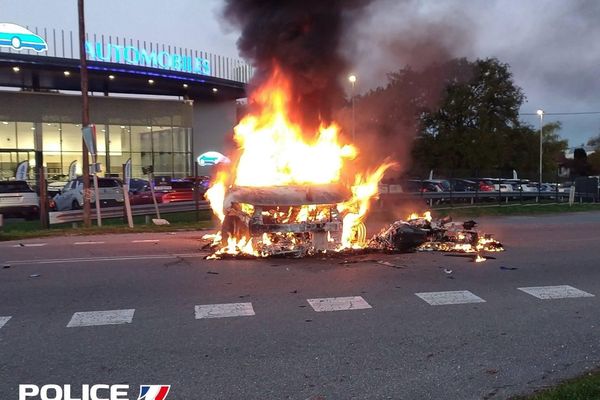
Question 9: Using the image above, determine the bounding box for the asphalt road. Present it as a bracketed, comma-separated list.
[1, 212, 600, 399]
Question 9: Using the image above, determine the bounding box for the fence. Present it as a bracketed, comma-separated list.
[48, 200, 210, 225]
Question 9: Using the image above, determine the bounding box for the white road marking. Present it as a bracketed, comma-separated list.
[195, 303, 255, 319]
[67, 309, 135, 327]
[307, 296, 372, 312]
[11, 243, 47, 247]
[5, 253, 203, 265]
[416, 290, 486, 306]
[74, 241, 105, 245]
[132, 239, 160, 243]
[0, 316, 11, 330]
[518, 285, 595, 300]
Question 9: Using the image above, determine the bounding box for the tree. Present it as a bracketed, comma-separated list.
[572, 148, 592, 177]
[411, 58, 567, 178]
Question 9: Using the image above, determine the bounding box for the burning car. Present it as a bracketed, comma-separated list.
[204, 69, 391, 259]
[218, 184, 355, 257]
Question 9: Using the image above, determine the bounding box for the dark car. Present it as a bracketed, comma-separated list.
[129, 179, 200, 205]
[404, 180, 445, 193]
[449, 179, 478, 192]
[424, 179, 451, 192]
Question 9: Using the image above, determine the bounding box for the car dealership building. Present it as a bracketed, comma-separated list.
[0, 23, 250, 180]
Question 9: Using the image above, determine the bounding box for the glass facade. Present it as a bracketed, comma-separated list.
[0, 92, 194, 181]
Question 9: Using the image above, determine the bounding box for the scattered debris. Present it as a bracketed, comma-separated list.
[444, 268, 453, 274]
[474, 254, 487, 263]
[290, 290, 298, 294]
[370, 214, 504, 259]
[29, 274, 40, 278]
[500, 266, 518, 271]
[203, 211, 504, 261]
[3, 264, 10, 269]
[376, 260, 405, 269]
[207, 271, 219, 275]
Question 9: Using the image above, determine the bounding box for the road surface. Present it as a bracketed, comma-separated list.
[1, 212, 600, 399]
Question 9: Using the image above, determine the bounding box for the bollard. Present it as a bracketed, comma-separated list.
[0, 213, 3, 230]
[145, 215, 150, 225]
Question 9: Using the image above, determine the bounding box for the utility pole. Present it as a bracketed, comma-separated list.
[78, 0, 91, 227]
[348, 74, 357, 142]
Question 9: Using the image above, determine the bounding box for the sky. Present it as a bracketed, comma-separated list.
[1, 0, 599, 146]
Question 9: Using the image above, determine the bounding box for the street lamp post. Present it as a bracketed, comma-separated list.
[536, 109, 544, 189]
[348, 74, 357, 142]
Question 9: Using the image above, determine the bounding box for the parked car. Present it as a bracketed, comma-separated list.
[449, 179, 478, 192]
[47, 174, 70, 198]
[0, 180, 40, 219]
[423, 179, 451, 192]
[471, 179, 496, 192]
[129, 179, 198, 205]
[53, 177, 124, 211]
[404, 180, 445, 193]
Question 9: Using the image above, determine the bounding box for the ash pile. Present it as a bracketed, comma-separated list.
[369, 212, 504, 255]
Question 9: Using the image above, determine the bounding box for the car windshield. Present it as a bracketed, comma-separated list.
[0, 181, 34, 193]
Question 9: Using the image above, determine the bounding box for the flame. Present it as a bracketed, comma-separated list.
[475, 254, 486, 263]
[408, 211, 432, 222]
[205, 68, 391, 257]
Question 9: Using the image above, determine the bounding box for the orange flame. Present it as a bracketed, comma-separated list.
[206, 68, 392, 256]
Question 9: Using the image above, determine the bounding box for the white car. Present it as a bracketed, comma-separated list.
[0, 180, 40, 219]
[53, 177, 124, 211]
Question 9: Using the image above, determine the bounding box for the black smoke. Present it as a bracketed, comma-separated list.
[222, 0, 373, 131]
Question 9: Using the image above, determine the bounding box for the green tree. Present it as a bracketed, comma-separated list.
[411, 58, 567, 178]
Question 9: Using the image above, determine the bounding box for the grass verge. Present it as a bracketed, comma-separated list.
[0, 210, 214, 241]
[432, 202, 600, 219]
[512, 369, 600, 400]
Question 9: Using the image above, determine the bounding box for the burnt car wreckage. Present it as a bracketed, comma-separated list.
[207, 185, 504, 259]
[219, 184, 353, 257]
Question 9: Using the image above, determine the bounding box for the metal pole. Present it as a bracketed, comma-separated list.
[539, 113, 543, 187]
[148, 172, 161, 219]
[92, 173, 102, 226]
[39, 165, 48, 228]
[351, 81, 355, 142]
[78, 0, 91, 227]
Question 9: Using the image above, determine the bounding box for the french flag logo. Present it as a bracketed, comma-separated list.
[137, 385, 170, 400]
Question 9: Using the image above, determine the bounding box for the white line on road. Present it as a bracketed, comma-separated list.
[73, 241, 105, 245]
[195, 303, 255, 319]
[0, 316, 11, 330]
[10, 243, 47, 247]
[415, 290, 486, 306]
[518, 285, 595, 300]
[5, 253, 204, 265]
[67, 309, 135, 327]
[307, 296, 372, 312]
[131, 239, 160, 243]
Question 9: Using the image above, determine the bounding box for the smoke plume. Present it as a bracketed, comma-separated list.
[222, 0, 373, 131]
